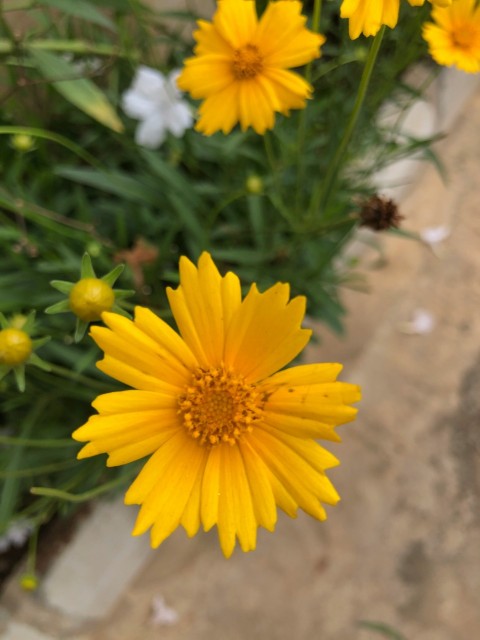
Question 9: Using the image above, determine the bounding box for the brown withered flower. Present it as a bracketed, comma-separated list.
[359, 195, 403, 231]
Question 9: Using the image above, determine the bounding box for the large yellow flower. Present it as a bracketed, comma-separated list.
[73, 253, 360, 557]
[423, 0, 480, 72]
[176, 0, 324, 135]
[341, 0, 454, 39]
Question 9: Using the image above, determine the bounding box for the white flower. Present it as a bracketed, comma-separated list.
[122, 66, 192, 149]
[150, 595, 179, 627]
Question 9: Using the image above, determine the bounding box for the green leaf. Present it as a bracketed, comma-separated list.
[36, 0, 116, 30]
[358, 621, 407, 640]
[55, 167, 160, 204]
[28, 49, 123, 133]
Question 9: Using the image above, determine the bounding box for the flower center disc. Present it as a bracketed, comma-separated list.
[452, 25, 477, 49]
[232, 44, 263, 80]
[179, 367, 262, 446]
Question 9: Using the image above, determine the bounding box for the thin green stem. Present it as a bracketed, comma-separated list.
[295, 0, 323, 216]
[47, 363, 114, 392]
[313, 26, 385, 217]
[0, 435, 76, 447]
[30, 475, 132, 503]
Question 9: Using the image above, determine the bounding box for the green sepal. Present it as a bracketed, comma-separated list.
[28, 353, 52, 372]
[102, 263, 125, 286]
[0, 313, 8, 329]
[113, 289, 135, 299]
[21, 311, 37, 334]
[111, 303, 131, 319]
[31, 336, 51, 349]
[50, 280, 74, 294]
[45, 300, 71, 315]
[13, 366, 26, 392]
[74, 319, 88, 343]
[80, 253, 96, 279]
[0, 365, 11, 381]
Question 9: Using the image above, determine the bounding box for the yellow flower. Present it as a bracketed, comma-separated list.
[73, 253, 360, 557]
[177, 0, 325, 135]
[423, 0, 480, 72]
[341, 0, 455, 39]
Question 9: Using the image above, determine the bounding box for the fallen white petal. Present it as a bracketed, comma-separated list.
[399, 309, 435, 335]
[150, 595, 179, 626]
[420, 225, 451, 246]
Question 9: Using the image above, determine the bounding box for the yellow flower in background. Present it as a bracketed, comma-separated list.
[177, 0, 324, 135]
[73, 253, 360, 557]
[341, 0, 455, 39]
[423, 0, 480, 72]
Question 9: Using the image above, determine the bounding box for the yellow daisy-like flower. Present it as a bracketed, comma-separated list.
[341, 0, 454, 39]
[73, 253, 360, 557]
[176, 0, 325, 135]
[423, 0, 480, 72]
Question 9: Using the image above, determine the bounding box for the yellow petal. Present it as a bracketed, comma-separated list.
[133, 306, 198, 372]
[224, 283, 311, 382]
[239, 440, 277, 531]
[130, 432, 206, 543]
[213, 0, 258, 49]
[177, 55, 235, 99]
[96, 355, 170, 392]
[195, 83, 241, 135]
[256, 1, 324, 67]
[237, 79, 276, 133]
[200, 445, 222, 531]
[167, 253, 226, 367]
[91, 389, 176, 415]
[180, 453, 208, 537]
[250, 430, 331, 520]
[218, 445, 257, 555]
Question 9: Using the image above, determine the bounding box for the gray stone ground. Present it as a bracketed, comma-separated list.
[2, 85, 479, 640]
[83, 87, 479, 640]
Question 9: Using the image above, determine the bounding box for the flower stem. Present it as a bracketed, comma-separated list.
[295, 0, 323, 215]
[30, 474, 132, 503]
[314, 26, 385, 217]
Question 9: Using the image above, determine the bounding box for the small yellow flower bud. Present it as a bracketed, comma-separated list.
[11, 134, 35, 152]
[19, 573, 39, 591]
[69, 278, 115, 322]
[246, 175, 263, 195]
[0, 328, 33, 366]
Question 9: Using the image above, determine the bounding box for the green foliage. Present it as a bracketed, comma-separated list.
[0, 0, 436, 551]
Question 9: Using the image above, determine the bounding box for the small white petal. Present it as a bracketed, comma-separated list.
[420, 225, 451, 246]
[133, 65, 167, 97]
[399, 309, 435, 335]
[135, 114, 167, 149]
[166, 102, 193, 137]
[150, 596, 179, 626]
[122, 89, 156, 120]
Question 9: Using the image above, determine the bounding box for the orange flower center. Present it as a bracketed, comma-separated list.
[451, 24, 478, 49]
[0, 328, 32, 366]
[69, 278, 115, 322]
[178, 366, 262, 446]
[232, 44, 263, 80]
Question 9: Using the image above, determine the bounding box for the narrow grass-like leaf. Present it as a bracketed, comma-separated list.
[28, 49, 123, 132]
[37, 0, 116, 30]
